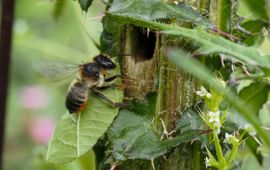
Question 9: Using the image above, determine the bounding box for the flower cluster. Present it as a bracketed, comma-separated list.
[196, 79, 241, 169]
[207, 111, 221, 134]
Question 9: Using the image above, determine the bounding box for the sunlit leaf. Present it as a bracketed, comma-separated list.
[46, 88, 123, 164]
[108, 0, 213, 28]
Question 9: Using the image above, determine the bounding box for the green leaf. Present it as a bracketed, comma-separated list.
[176, 107, 206, 133]
[164, 27, 270, 70]
[108, 93, 205, 160]
[237, 20, 267, 46]
[241, 20, 267, 33]
[245, 137, 263, 165]
[46, 88, 123, 164]
[108, 6, 270, 70]
[78, 150, 96, 170]
[108, 0, 213, 28]
[239, 82, 269, 115]
[242, 0, 269, 20]
[166, 49, 270, 149]
[78, 0, 93, 11]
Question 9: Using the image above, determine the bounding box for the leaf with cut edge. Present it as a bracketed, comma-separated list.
[108, 93, 206, 160]
[239, 82, 270, 115]
[78, 0, 93, 12]
[166, 49, 270, 149]
[46, 88, 123, 164]
[108, 0, 213, 28]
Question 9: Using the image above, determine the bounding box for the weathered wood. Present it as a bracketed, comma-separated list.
[121, 25, 158, 99]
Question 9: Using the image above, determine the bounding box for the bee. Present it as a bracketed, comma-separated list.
[34, 54, 127, 114]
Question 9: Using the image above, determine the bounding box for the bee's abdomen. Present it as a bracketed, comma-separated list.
[65, 82, 88, 113]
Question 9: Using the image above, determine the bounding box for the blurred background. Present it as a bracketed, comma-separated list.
[1, 0, 270, 170]
[3, 0, 105, 169]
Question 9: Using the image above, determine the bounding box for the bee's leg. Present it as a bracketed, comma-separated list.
[102, 75, 129, 90]
[105, 74, 134, 83]
[96, 83, 126, 91]
[105, 75, 118, 82]
[96, 84, 117, 90]
[91, 89, 128, 108]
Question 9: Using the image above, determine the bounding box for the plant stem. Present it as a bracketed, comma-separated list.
[213, 132, 226, 169]
[192, 141, 201, 170]
[227, 144, 239, 165]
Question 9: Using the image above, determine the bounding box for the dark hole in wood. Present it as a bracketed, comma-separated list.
[130, 26, 156, 62]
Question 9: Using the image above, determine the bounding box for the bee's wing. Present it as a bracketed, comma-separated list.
[33, 58, 80, 81]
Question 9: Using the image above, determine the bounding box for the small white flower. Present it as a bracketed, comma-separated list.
[208, 111, 220, 123]
[207, 111, 221, 134]
[173, 1, 179, 5]
[224, 133, 232, 144]
[206, 93, 212, 98]
[205, 157, 210, 168]
[224, 133, 239, 144]
[196, 86, 211, 98]
[244, 124, 257, 136]
[196, 86, 207, 96]
[219, 79, 226, 87]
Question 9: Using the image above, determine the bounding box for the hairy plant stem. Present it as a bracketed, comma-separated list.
[227, 143, 239, 165]
[213, 133, 227, 169]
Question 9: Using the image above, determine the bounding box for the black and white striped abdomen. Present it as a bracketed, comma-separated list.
[65, 81, 89, 113]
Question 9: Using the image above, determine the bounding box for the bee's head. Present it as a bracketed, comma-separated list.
[94, 54, 116, 70]
[81, 63, 100, 80]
